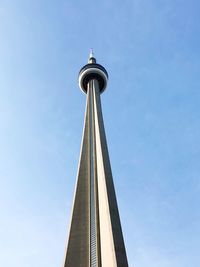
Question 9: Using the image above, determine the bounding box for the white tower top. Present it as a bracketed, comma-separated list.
[89, 48, 94, 59]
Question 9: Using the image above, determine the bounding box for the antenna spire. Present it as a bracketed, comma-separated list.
[89, 48, 94, 58]
[88, 48, 96, 63]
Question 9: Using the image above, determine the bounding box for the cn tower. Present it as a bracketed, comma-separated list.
[63, 51, 129, 267]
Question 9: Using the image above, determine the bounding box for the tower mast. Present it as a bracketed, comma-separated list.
[63, 53, 129, 267]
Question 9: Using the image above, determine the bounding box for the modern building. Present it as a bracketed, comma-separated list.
[63, 52, 129, 267]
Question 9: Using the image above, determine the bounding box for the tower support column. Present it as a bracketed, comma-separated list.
[63, 54, 129, 267]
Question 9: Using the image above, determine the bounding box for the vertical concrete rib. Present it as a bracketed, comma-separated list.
[63, 88, 91, 267]
[89, 80, 99, 267]
[93, 79, 129, 267]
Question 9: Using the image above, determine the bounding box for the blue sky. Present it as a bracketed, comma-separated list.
[1, 0, 200, 266]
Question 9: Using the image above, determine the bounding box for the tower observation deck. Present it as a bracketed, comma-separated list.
[63, 53, 129, 267]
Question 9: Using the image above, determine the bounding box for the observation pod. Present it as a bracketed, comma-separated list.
[78, 52, 108, 94]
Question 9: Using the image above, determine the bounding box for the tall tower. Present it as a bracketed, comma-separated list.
[63, 52, 129, 267]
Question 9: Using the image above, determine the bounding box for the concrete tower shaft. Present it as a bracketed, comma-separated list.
[63, 55, 128, 267]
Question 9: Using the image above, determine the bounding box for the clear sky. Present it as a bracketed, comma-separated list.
[1, 0, 200, 266]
